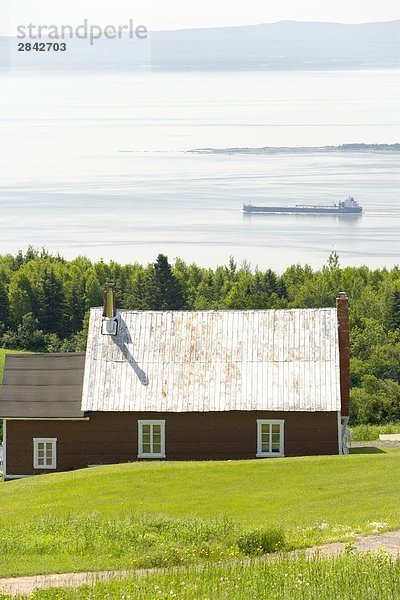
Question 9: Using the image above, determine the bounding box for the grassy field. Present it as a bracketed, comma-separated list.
[351, 423, 400, 441]
[24, 554, 400, 600]
[0, 449, 399, 578]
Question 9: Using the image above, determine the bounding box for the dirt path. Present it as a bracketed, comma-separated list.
[304, 529, 400, 558]
[0, 569, 142, 598]
[1, 530, 400, 597]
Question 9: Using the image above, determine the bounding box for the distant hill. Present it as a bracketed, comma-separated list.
[1, 20, 399, 71]
[151, 20, 400, 70]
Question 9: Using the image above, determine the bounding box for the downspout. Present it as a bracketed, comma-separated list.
[2, 419, 6, 481]
[336, 292, 351, 454]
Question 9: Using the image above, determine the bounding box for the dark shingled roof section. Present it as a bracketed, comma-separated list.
[0, 353, 86, 418]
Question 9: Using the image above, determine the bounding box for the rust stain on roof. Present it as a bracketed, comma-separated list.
[82, 308, 341, 413]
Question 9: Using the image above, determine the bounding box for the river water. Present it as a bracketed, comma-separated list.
[0, 69, 399, 270]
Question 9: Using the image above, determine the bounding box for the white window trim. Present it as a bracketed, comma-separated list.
[33, 437, 57, 469]
[138, 420, 166, 459]
[256, 419, 284, 458]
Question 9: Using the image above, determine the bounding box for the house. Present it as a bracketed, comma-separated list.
[0, 289, 350, 480]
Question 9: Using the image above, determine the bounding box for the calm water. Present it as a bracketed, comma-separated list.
[0, 70, 399, 270]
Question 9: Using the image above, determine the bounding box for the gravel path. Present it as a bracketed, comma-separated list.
[304, 529, 400, 557]
[1, 530, 400, 597]
[352, 441, 400, 448]
[0, 570, 141, 598]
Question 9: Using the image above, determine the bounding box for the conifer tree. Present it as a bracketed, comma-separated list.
[387, 287, 400, 331]
[0, 275, 9, 326]
[144, 254, 186, 310]
[37, 267, 64, 334]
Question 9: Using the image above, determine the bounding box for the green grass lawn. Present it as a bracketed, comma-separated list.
[29, 554, 400, 600]
[0, 449, 399, 578]
[2, 450, 399, 528]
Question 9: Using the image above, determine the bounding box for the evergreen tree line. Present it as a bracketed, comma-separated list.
[0, 248, 400, 426]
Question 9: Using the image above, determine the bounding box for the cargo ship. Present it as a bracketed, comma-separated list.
[243, 196, 362, 215]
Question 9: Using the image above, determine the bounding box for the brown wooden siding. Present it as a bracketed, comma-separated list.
[4, 411, 339, 476]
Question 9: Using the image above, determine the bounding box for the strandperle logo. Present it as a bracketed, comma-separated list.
[17, 19, 148, 45]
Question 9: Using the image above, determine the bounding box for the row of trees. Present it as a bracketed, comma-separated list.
[0, 248, 399, 425]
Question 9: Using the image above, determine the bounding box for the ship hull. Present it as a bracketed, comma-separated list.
[243, 205, 362, 214]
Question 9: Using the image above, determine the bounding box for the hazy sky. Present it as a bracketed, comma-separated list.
[1, 0, 400, 34]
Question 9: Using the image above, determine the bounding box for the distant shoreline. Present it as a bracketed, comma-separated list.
[187, 144, 400, 155]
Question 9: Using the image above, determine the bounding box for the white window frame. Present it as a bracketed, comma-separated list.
[256, 419, 284, 458]
[33, 437, 57, 469]
[138, 420, 166, 459]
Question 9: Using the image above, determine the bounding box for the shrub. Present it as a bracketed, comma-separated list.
[350, 422, 400, 441]
[237, 527, 285, 556]
[350, 375, 400, 425]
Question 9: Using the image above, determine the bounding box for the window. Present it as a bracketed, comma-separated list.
[138, 420, 165, 458]
[257, 420, 284, 457]
[33, 438, 57, 469]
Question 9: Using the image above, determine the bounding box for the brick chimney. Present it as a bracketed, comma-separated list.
[336, 292, 350, 417]
[102, 282, 118, 336]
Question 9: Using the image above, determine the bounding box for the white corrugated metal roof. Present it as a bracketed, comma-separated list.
[81, 308, 341, 413]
